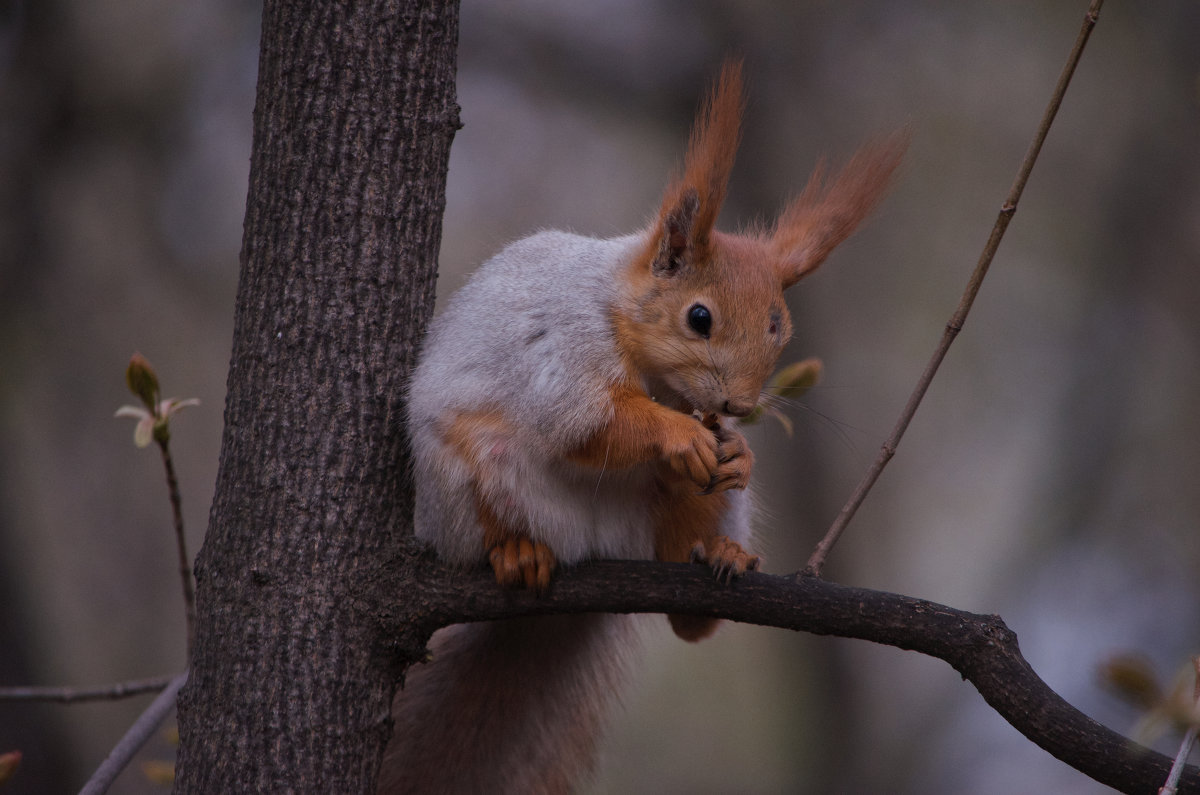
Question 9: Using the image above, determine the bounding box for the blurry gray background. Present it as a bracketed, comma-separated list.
[2, 1, 1198, 792]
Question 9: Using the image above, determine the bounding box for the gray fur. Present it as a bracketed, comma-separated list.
[407, 231, 674, 565]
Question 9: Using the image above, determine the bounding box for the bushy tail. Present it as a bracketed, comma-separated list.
[378, 614, 634, 795]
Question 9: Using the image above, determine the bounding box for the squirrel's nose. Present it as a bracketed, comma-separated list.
[722, 398, 756, 418]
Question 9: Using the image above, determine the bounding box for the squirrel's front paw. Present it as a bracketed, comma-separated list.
[489, 534, 556, 593]
[702, 425, 753, 494]
[661, 415, 720, 489]
[690, 535, 760, 583]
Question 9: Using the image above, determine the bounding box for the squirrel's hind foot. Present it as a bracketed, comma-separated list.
[489, 534, 556, 593]
[690, 534, 760, 584]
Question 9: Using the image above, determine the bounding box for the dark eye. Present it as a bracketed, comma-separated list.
[687, 304, 712, 338]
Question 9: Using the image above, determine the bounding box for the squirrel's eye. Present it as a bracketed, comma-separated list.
[686, 304, 712, 338]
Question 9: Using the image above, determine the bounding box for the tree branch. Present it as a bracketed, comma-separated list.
[368, 548, 1198, 795]
[78, 671, 187, 795]
[806, 0, 1105, 575]
[0, 674, 178, 704]
[157, 436, 196, 660]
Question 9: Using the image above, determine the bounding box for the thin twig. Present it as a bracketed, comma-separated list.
[158, 437, 196, 659]
[805, 0, 1105, 577]
[1160, 655, 1200, 795]
[0, 674, 178, 703]
[1161, 726, 1199, 795]
[78, 670, 187, 795]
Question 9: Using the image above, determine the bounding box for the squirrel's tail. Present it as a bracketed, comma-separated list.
[377, 614, 635, 795]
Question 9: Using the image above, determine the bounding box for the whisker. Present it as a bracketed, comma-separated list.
[592, 437, 611, 500]
[754, 389, 865, 455]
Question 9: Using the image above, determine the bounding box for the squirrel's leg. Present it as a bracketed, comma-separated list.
[654, 483, 759, 642]
[567, 383, 721, 489]
[442, 408, 556, 591]
[477, 494, 555, 592]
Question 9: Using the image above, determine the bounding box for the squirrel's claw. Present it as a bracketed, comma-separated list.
[690, 535, 760, 583]
[663, 413, 721, 489]
[706, 425, 753, 494]
[489, 535, 556, 593]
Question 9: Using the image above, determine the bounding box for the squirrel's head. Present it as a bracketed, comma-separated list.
[614, 59, 905, 418]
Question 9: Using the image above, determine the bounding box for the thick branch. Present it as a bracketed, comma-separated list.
[368, 548, 1198, 795]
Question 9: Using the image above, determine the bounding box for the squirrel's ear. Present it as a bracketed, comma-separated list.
[772, 131, 907, 289]
[650, 59, 744, 276]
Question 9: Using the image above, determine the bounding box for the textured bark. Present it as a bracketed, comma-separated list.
[174, 1, 460, 791]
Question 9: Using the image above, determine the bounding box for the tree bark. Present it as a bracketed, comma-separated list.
[174, 1, 460, 791]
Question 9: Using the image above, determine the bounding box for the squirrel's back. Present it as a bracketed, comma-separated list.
[410, 230, 641, 446]
[408, 230, 661, 567]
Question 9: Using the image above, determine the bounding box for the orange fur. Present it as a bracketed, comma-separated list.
[479, 498, 556, 591]
[566, 383, 686, 468]
[442, 408, 555, 589]
[654, 485, 760, 642]
[637, 61, 744, 282]
[657, 59, 745, 261]
[614, 232, 794, 423]
[440, 406, 514, 471]
[654, 486, 729, 564]
[567, 381, 721, 489]
[772, 130, 908, 287]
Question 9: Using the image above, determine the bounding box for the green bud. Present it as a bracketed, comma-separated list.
[125, 353, 160, 412]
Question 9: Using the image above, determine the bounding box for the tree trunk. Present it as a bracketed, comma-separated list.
[174, 1, 459, 790]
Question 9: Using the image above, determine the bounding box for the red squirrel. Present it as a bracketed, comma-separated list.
[380, 61, 903, 794]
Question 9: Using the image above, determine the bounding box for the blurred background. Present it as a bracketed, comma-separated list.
[2, 1, 1198, 792]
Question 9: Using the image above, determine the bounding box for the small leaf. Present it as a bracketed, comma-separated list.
[1163, 659, 1200, 731]
[116, 398, 198, 449]
[1099, 654, 1162, 711]
[115, 406, 156, 447]
[134, 416, 155, 448]
[741, 404, 764, 425]
[114, 405, 150, 420]
[768, 357, 823, 398]
[125, 353, 161, 412]
[741, 358, 823, 432]
[0, 750, 21, 786]
[1192, 655, 1199, 704]
[159, 397, 200, 419]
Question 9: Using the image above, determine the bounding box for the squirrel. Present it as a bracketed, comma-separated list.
[379, 61, 904, 794]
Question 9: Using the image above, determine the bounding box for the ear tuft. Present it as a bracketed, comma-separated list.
[650, 59, 745, 272]
[773, 129, 908, 288]
[652, 189, 699, 275]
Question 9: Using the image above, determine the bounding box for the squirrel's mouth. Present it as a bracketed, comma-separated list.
[645, 372, 751, 419]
